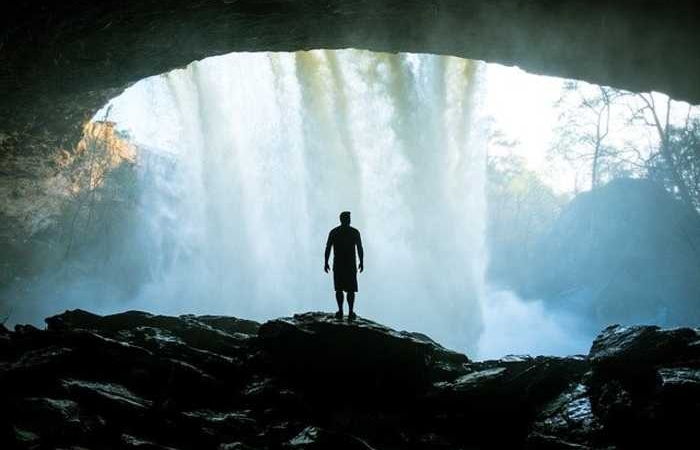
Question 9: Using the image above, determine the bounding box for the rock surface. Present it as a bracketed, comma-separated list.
[2, 1, 700, 189]
[1, 310, 698, 449]
[523, 178, 700, 328]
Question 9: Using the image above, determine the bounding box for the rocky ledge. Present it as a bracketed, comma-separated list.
[1, 311, 698, 450]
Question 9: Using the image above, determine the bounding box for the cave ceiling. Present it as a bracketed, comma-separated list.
[1, 0, 699, 154]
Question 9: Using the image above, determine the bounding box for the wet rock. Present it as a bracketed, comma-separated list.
[527, 384, 606, 449]
[46, 309, 255, 356]
[3, 310, 700, 449]
[45, 309, 103, 331]
[427, 356, 589, 447]
[258, 312, 469, 405]
[218, 443, 258, 450]
[14, 323, 40, 335]
[121, 434, 181, 450]
[13, 427, 40, 449]
[9, 396, 106, 447]
[182, 409, 258, 434]
[287, 426, 376, 450]
[658, 367, 700, 391]
[433, 355, 589, 408]
[241, 377, 307, 417]
[60, 379, 153, 412]
[114, 326, 249, 391]
[0, 346, 78, 394]
[194, 315, 260, 336]
[589, 325, 700, 370]
[586, 325, 700, 448]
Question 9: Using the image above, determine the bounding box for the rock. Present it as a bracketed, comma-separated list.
[587, 324, 700, 416]
[0, 328, 11, 361]
[433, 355, 589, 407]
[181, 409, 258, 436]
[658, 367, 700, 392]
[287, 426, 376, 450]
[589, 324, 700, 370]
[257, 312, 469, 405]
[14, 323, 40, 335]
[60, 379, 153, 412]
[45, 309, 103, 331]
[46, 309, 255, 356]
[0, 346, 78, 393]
[438, 366, 508, 391]
[524, 178, 700, 329]
[3, 310, 700, 449]
[218, 443, 257, 450]
[527, 384, 606, 449]
[427, 356, 589, 448]
[586, 325, 700, 448]
[193, 315, 260, 336]
[3, 0, 700, 172]
[13, 427, 40, 448]
[9, 396, 106, 446]
[121, 434, 181, 450]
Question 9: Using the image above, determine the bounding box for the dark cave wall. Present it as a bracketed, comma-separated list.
[1, 0, 700, 156]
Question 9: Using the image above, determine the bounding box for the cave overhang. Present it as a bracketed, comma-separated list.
[1, 0, 699, 154]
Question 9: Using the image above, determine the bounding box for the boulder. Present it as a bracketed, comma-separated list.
[524, 178, 700, 329]
[427, 356, 589, 448]
[3, 309, 700, 449]
[589, 324, 700, 370]
[527, 384, 606, 450]
[586, 324, 700, 448]
[46, 309, 258, 356]
[257, 312, 469, 404]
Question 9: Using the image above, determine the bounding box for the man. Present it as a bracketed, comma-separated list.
[324, 211, 364, 320]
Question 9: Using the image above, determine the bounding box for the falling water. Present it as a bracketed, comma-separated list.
[98, 50, 488, 353]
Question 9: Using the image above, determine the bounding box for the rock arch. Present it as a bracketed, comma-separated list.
[2, 0, 699, 152]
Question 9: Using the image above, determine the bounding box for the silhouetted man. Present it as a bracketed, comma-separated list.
[324, 211, 364, 320]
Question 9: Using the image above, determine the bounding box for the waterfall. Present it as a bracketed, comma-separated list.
[97, 50, 488, 354]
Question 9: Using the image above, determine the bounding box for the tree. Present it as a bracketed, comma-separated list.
[648, 116, 700, 211]
[550, 82, 625, 190]
[628, 93, 699, 209]
[486, 153, 567, 287]
[60, 118, 138, 259]
[550, 82, 700, 212]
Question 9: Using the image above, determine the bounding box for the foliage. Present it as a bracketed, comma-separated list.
[486, 154, 567, 287]
[550, 82, 641, 191]
[550, 82, 700, 212]
[59, 121, 139, 260]
[648, 117, 700, 211]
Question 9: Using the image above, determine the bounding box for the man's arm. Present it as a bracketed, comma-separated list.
[324, 230, 333, 273]
[356, 230, 364, 273]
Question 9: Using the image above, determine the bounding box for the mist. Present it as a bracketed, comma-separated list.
[3, 50, 593, 359]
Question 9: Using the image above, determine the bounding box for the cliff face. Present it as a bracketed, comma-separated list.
[0, 122, 136, 290]
[1, 310, 698, 449]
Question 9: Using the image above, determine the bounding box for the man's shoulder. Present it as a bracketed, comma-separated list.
[350, 226, 361, 234]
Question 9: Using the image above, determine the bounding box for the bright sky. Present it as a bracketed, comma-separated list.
[482, 63, 564, 165]
[480, 63, 568, 190]
[480, 62, 698, 194]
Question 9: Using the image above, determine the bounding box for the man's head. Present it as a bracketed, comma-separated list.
[339, 211, 351, 226]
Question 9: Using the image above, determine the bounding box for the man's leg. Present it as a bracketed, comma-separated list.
[347, 292, 355, 319]
[335, 291, 344, 318]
